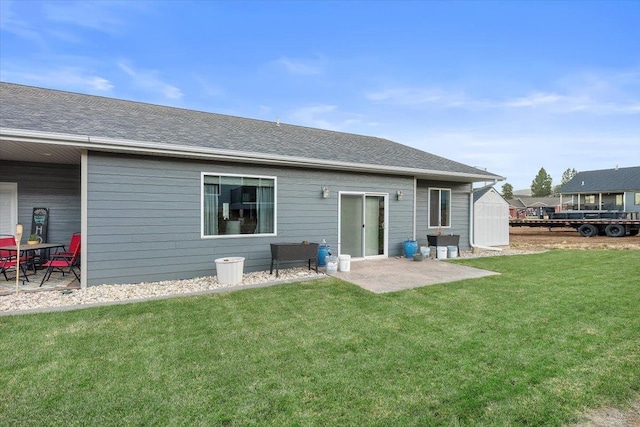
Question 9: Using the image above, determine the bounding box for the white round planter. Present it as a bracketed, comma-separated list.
[215, 257, 245, 285]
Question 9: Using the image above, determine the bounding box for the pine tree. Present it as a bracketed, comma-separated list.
[553, 168, 578, 194]
[561, 168, 578, 185]
[501, 183, 513, 199]
[531, 168, 553, 197]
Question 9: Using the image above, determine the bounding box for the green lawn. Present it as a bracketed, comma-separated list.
[1, 250, 639, 426]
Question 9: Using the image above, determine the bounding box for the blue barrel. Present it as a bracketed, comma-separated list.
[317, 245, 330, 267]
[403, 240, 418, 258]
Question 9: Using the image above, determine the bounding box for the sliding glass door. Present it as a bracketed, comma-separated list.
[340, 193, 386, 258]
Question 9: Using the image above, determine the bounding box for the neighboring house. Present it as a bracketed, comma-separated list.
[507, 196, 561, 218]
[512, 188, 532, 197]
[473, 186, 509, 247]
[0, 82, 504, 287]
[559, 166, 640, 214]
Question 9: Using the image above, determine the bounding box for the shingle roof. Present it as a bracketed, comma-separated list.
[0, 82, 502, 180]
[508, 199, 526, 208]
[560, 167, 640, 193]
[507, 196, 561, 208]
[473, 185, 496, 202]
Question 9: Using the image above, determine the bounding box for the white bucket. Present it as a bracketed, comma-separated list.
[325, 256, 338, 274]
[420, 246, 429, 257]
[215, 257, 245, 285]
[436, 246, 448, 259]
[338, 254, 351, 272]
[448, 245, 458, 258]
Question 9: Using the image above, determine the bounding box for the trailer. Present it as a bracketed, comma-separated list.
[509, 211, 640, 237]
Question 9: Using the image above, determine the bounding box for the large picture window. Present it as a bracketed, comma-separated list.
[202, 174, 276, 237]
[429, 188, 451, 228]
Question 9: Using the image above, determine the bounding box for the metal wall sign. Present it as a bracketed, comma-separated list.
[30, 207, 49, 266]
[30, 207, 49, 243]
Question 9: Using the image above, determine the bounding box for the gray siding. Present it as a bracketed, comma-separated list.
[416, 180, 472, 250]
[0, 161, 81, 243]
[87, 153, 414, 285]
[624, 192, 640, 214]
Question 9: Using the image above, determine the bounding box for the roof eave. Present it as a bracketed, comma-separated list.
[1, 127, 505, 183]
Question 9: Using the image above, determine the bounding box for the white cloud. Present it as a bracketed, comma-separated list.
[502, 68, 640, 114]
[366, 84, 640, 114]
[502, 92, 640, 114]
[365, 87, 472, 108]
[0, 0, 45, 45]
[42, 1, 145, 36]
[118, 62, 183, 100]
[193, 75, 223, 97]
[276, 56, 325, 76]
[287, 104, 377, 133]
[504, 92, 565, 108]
[290, 104, 338, 129]
[0, 65, 113, 93]
[259, 105, 272, 115]
[366, 67, 640, 115]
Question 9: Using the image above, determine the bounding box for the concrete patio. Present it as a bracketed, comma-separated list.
[0, 267, 79, 296]
[331, 256, 500, 293]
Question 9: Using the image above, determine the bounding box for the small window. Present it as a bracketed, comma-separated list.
[584, 195, 596, 204]
[429, 188, 451, 228]
[635, 193, 640, 205]
[202, 174, 276, 237]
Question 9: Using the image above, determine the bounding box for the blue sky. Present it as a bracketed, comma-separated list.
[1, 0, 639, 191]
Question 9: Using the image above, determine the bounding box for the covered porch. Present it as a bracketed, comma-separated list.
[560, 192, 625, 211]
[0, 138, 86, 288]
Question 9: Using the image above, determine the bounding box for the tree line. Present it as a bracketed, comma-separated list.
[501, 168, 577, 199]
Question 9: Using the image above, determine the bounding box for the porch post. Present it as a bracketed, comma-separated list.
[598, 193, 602, 211]
[15, 224, 23, 294]
[80, 151, 88, 289]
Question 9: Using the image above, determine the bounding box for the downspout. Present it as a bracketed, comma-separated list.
[412, 177, 417, 241]
[469, 189, 502, 252]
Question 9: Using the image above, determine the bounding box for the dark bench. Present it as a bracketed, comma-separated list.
[270, 242, 319, 277]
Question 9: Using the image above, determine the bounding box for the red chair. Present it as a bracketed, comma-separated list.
[0, 236, 31, 281]
[54, 233, 81, 259]
[40, 240, 81, 286]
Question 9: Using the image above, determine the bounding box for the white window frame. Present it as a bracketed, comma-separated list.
[201, 172, 277, 239]
[428, 187, 452, 229]
[0, 182, 18, 237]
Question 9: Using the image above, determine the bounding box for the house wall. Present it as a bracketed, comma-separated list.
[416, 180, 471, 250]
[624, 192, 640, 214]
[474, 190, 509, 246]
[0, 161, 81, 243]
[86, 153, 415, 286]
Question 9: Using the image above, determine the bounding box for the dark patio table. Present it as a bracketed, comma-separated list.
[0, 242, 66, 282]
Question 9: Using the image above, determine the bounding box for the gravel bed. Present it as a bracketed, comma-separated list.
[0, 267, 325, 315]
[459, 247, 544, 257]
[1, 249, 539, 315]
